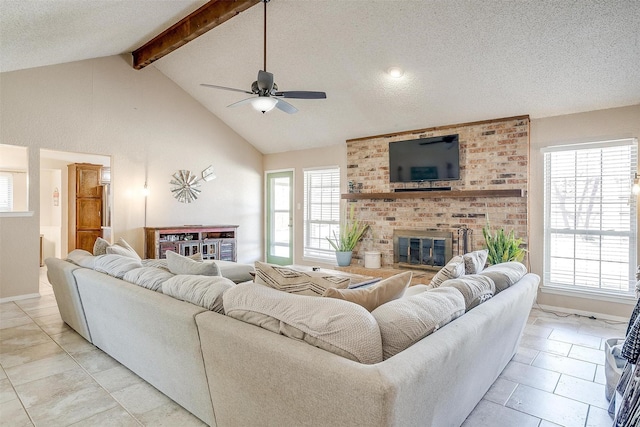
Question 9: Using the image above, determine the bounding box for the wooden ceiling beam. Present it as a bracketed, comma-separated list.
[132, 0, 260, 70]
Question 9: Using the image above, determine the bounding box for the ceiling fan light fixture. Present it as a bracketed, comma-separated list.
[251, 97, 277, 113]
[387, 66, 404, 78]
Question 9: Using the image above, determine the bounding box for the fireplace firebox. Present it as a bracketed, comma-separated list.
[393, 229, 453, 271]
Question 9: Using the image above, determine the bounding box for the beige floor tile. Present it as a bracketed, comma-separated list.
[512, 346, 539, 365]
[50, 330, 95, 355]
[532, 352, 596, 381]
[586, 405, 614, 427]
[507, 384, 589, 427]
[554, 374, 609, 410]
[68, 406, 141, 427]
[462, 399, 540, 427]
[0, 303, 27, 321]
[549, 329, 602, 349]
[0, 378, 18, 404]
[578, 323, 622, 339]
[500, 361, 560, 393]
[14, 368, 97, 408]
[0, 340, 66, 369]
[533, 317, 581, 333]
[92, 365, 144, 393]
[539, 421, 563, 427]
[568, 344, 606, 365]
[14, 295, 57, 311]
[0, 398, 33, 426]
[0, 315, 34, 330]
[594, 364, 606, 385]
[519, 333, 572, 356]
[20, 305, 60, 319]
[26, 383, 119, 427]
[483, 377, 517, 405]
[73, 348, 121, 374]
[111, 382, 171, 416]
[0, 366, 6, 380]
[5, 352, 78, 387]
[523, 323, 553, 338]
[136, 401, 207, 426]
[0, 324, 52, 354]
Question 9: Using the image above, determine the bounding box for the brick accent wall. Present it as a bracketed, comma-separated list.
[346, 116, 529, 267]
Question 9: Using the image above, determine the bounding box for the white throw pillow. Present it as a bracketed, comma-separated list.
[463, 249, 489, 274]
[94, 254, 143, 279]
[106, 238, 141, 260]
[254, 262, 350, 296]
[429, 256, 465, 288]
[165, 250, 219, 276]
[93, 237, 110, 256]
[480, 262, 527, 293]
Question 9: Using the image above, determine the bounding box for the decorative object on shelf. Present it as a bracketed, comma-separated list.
[169, 165, 217, 203]
[482, 222, 525, 265]
[326, 205, 369, 266]
[53, 187, 59, 206]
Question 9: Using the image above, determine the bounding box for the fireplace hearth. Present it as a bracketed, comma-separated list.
[393, 229, 453, 271]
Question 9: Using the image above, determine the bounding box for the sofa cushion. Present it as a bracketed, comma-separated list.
[463, 249, 488, 274]
[93, 237, 111, 256]
[162, 275, 234, 313]
[430, 256, 465, 287]
[440, 275, 495, 311]
[480, 262, 527, 293]
[371, 287, 465, 359]
[105, 237, 141, 260]
[224, 281, 383, 364]
[165, 250, 219, 276]
[123, 267, 175, 292]
[213, 260, 255, 283]
[322, 271, 412, 312]
[403, 284, 433, 298]
[66, 249, 97, 269]
[94, 254, 143, 279]
[254, 262, 350, 296]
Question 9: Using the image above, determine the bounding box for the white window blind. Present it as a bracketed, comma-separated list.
[543, 139, 637, 295]
[0, 173, 13, 212]
[303, 167, 340, 262]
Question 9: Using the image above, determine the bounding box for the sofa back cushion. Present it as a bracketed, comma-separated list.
[480, 262, 527, 293]
[123, 267, 174, 292]
[372, 287, 465, 359]
[463, 249, 489, 274]
[439, 275, 495, 311]
[163, 275, 234, 313]
[94, 254, 143, 279]
[66, 249, 97, 269]
[429, 256, 465, 287]
[105, 237, 141, 260]
[224, 282, 383, 364]
[254, 262, 350, 296]
[322, 271, 412, 312]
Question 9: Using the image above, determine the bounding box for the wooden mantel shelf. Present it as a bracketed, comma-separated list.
[341, 189, 525, 200]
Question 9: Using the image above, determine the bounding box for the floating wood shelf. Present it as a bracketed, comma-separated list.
[341, 189, 525, 200]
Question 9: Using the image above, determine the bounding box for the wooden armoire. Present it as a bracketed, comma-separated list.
[68, 163, 103, 252]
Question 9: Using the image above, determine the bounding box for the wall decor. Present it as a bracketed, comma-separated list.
[170, 165, 216, 203]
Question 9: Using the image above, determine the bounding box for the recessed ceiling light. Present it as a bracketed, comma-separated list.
[387, 67, 404, 78]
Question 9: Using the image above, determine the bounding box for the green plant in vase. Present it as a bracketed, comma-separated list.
[482, 222, 526, 265]
[326, 204, 369, 266]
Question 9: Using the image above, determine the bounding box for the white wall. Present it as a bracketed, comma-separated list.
[264, 144, 347, 267]
[530, 104, 640, 318]
[0, 55, 263, 300]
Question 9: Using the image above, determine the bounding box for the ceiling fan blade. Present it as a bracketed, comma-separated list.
[257, 70, 274, 92]
[227, 97, 256, 108]
[200, 84, 253, 95]
[274, 91, 327, 99]
[274, 98, 298, 114]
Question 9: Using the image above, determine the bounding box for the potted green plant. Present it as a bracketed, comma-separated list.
[482, 222, 526, 265]
[326, 205, 369, 266]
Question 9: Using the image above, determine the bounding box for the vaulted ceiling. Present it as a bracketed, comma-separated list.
[2, 1, 639, 154]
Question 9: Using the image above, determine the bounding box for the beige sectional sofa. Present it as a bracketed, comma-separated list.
[45, 253, 538, 427]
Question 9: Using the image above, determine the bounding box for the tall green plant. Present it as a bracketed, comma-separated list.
[326, 205, 369, 252]
[482, 223, 526, 264]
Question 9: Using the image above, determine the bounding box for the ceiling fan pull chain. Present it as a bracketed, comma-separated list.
[263, 0, 268, 72]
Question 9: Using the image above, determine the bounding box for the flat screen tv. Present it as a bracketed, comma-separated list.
[389, 134, 460, 183]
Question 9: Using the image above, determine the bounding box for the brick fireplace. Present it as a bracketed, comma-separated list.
[345, 115, 529, 268]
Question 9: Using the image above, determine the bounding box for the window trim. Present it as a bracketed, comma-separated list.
[541, 137, 638, 297]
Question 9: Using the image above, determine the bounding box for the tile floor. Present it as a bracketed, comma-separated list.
[0, 268, 630, 426]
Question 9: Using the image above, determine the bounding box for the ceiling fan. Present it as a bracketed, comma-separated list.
[200, 0, 326, 114]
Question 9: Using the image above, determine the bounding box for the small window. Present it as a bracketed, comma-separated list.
[543, 138, 637, 295]
[0, 173, 13, 212]
[303, 167, 340, 262]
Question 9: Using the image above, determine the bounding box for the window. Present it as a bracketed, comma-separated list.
[0, 173, 13, 212]
[303, 167, 340, 262]
[543, 138, 637, 296]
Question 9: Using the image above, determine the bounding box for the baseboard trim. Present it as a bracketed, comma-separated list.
[0, 293, 41, 304]
[535, 303, 630, 323]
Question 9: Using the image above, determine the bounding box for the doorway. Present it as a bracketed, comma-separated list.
[265, 170, 293, 265]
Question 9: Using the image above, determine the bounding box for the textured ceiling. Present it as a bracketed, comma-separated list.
[2, 1, 640, 154]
